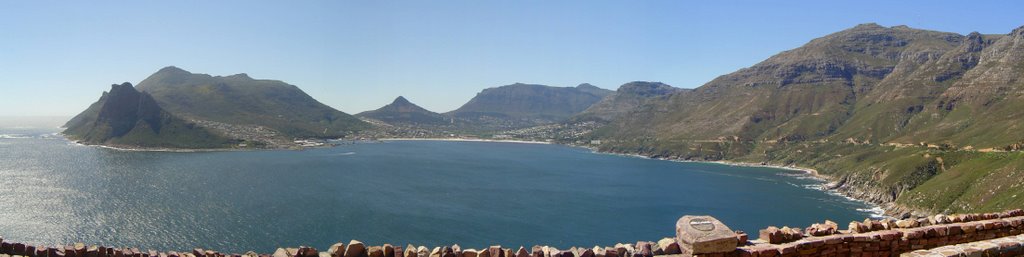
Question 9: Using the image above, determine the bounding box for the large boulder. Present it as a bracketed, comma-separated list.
[675, 215, 738, 254]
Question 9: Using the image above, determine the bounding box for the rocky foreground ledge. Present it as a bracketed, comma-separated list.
[5, 210, 1024, 257]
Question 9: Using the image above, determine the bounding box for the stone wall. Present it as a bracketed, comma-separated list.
[719, 209, 1024, 257]
[3, 210, 1024, 257]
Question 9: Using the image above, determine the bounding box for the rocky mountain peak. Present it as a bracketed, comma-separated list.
[618, 81, 680, 97]
[1011, 25, 1024, 38]
[108, 82, 137, 95]
[156, 66, 191, 75]
[851, 23, 885, 30]
[226, 73, 252, 80]
[392, 96, 412, 105]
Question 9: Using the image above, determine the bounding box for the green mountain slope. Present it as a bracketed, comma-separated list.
[575, 81, 687, 122]
[357, 96, 450, 125]
[591, 24, 1024, 216]
[63, 82, 234, 149]
[136, 66, 369, 138]
[447, 83, 612, 125]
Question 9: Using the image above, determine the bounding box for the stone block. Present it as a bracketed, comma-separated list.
[676, 215, 738, 254]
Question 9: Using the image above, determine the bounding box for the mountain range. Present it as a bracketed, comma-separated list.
[63, 23, 1024, 216]
[591, 23, 1024, 216]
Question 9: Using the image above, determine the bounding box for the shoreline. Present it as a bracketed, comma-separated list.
[579, 146, 888, 218]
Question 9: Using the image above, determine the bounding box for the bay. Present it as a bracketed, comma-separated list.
[0, 122, 872, 253]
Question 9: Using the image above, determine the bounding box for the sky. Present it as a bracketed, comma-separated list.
[1, 1, 1022, 117]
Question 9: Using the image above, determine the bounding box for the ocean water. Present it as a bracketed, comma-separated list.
[0, 121, 872, 253]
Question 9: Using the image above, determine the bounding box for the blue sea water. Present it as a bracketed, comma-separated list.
[0, 120, 872, 253]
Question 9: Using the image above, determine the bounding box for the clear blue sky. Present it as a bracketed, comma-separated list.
[1, 1, 1022, 117]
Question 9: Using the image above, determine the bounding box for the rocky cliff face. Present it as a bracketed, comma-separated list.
[63, 82, 234, 149]
[592, 24, 1024, 216]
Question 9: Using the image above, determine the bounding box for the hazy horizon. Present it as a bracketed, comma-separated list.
[2, 0, 1023, 116]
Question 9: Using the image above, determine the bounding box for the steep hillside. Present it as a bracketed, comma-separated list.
[64, 83, 234, 149]
[357, 96, 450, 125]
[136, 66, 369, 139]
[592, 24, 1024, 216]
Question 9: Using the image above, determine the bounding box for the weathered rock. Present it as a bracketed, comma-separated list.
[577, 248, 592, 257]
[881, 218, 898, 230]
[540, 247, 555, 257]
[272, 249, 288, 257]
[656, 238, 680, 255]
[403, 245, 417, 257]
[66, 246, 78, 257]
[300, 247, 318, 257]
[931, 214, 950, 224]
[780, 226, 803, 242]
[602, 248, 616, 257]
[368, 247, 384, 257]
[676, 215, 738, 254]
[486, 246, 502, 257]
[848, 221, 864, 233]
[611, 244, 630, 257]
[530, 246, 543, 257]
[896, 218, 919, 228]
[346, 241, 367, 257]
[591, 247, 604, 257]
[443, 247, 456, 257]
[759, 226, 782, 243]
[13, 243, 26, 256]
[632, 242, 651, 257]
[514, 247, 527, 257]
[328, 243, 345, 257]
